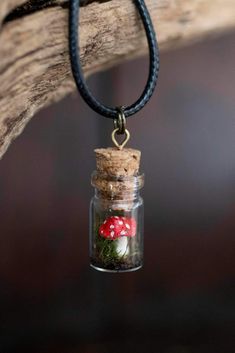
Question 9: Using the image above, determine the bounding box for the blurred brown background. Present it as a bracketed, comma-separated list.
[0, 32, 234, 353]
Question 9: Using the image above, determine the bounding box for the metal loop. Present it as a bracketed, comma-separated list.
[113, 107, 126, 135]
[112, 128, 130, 150]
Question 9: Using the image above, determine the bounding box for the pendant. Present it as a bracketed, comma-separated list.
[89, 118, 144, 273]
[69, 0, 159, 273]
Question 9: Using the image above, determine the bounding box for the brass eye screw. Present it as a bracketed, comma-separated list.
[111, 128, 130, 150]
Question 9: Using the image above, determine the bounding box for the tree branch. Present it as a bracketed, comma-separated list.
[0, 0, 235, 158]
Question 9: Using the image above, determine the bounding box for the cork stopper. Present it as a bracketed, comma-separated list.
[92, 148, 143, 208]
[95, 147, 141, 177]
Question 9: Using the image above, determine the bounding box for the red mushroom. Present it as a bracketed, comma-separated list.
[99, 216, 137, 240]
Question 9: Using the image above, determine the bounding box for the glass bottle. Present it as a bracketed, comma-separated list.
[89, 171, 144, 273]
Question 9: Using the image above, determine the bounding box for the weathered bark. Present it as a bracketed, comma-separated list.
[0, 0, 235, 158]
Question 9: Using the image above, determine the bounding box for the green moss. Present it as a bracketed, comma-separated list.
[95, 233, 121, 266]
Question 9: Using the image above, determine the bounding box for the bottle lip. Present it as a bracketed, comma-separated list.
[91, 171, 145, 190]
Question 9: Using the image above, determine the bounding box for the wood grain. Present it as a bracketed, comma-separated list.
[0, 0, 235, 158]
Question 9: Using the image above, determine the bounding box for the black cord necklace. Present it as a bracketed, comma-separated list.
[69, 0, 160, 120]
[69, 0, 160, 273]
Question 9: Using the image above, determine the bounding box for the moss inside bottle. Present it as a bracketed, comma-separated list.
[89, 147, 144, 273]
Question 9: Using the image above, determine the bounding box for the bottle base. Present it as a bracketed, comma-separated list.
[90, 262, 142, 273]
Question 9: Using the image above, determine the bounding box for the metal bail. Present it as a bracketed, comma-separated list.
[112, 108, 130, 150]
[113, 107, 126, 134]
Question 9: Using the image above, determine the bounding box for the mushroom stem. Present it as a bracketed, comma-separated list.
[116, 237, 129, 257]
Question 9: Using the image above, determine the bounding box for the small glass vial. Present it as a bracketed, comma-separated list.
[89, 148, 144, 273]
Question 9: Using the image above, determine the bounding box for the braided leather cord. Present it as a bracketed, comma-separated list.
[69, 0, 160, 119]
